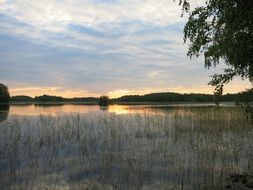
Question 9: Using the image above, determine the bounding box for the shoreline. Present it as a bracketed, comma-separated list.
[0, 101, 238, 106]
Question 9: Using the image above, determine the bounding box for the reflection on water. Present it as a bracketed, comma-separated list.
[8, 103, 222, 116]
[99, 105, 109, 111]
[0, 104, 10, 122]
[9, 104, 99, 116]
[0, 105, 252, 189]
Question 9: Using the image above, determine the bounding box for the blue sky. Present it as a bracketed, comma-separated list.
[0, 0, 250, 97]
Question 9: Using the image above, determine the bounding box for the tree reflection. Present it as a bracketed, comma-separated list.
[0, 104, 10, 122]
[99, 105, 109, 111]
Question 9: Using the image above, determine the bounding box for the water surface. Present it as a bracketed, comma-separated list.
[0, 104, 252, 190]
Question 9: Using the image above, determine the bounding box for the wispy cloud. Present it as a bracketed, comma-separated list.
[0, 0, 250, 97]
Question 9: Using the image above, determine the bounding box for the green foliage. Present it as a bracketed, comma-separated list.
[182, 0, 253, 92]
[31, 95, 98, 103]
[113, 92, 250, 103]
[34, 95, 65, 102]
[0, 83, 10, 103]
[9, 95, 99, 103]
[98, 95, 110, 106]
[115, 92, 213, 102]
[213, 90, 222, 106]
[7, 92, 253, 104]
[178, 0, 190, 15]
[238, 89, 253, 120]
[11, 96, 34, 102]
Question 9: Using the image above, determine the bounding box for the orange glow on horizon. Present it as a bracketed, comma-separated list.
[108, 81, 252, 98]
[9, 79, 252, 99]
[9, 87, 99, 98]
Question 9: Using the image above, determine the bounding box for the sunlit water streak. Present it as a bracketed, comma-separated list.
[8, 103, 232, 116]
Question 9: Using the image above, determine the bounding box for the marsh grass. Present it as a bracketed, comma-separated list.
[0, 107, 252, 190]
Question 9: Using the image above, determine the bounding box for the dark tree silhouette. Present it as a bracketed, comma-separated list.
[0, 83, 10, 103]
[11, 95, 34, 102]
[98, 95, 110, 106]
[179, 0, 253, 100]
[112, 92, 253, 103]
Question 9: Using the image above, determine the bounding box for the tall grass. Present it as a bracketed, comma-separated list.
[0, 107, 252, 190]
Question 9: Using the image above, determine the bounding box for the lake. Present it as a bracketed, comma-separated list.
[0, 104, 252, 189]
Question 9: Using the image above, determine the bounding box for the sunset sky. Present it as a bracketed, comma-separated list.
[0, 0, 251, 98]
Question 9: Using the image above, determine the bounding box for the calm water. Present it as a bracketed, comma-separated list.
[1, 103, 219, 116]
[0, 104, 252, 190]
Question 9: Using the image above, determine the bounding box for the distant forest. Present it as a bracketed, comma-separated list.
[10, 90, 253, 104]
[11, 95, 98, 103]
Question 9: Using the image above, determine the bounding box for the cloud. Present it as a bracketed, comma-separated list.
[0, 0, 251, 97]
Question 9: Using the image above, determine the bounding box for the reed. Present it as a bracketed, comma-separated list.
[0, 107, 252, 189]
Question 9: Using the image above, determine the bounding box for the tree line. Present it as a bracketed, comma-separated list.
[1, 83, 252, 104]
[112, 91, 253, 104]
[10, 95, 98, 103]
[2, 90, 253, 105]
